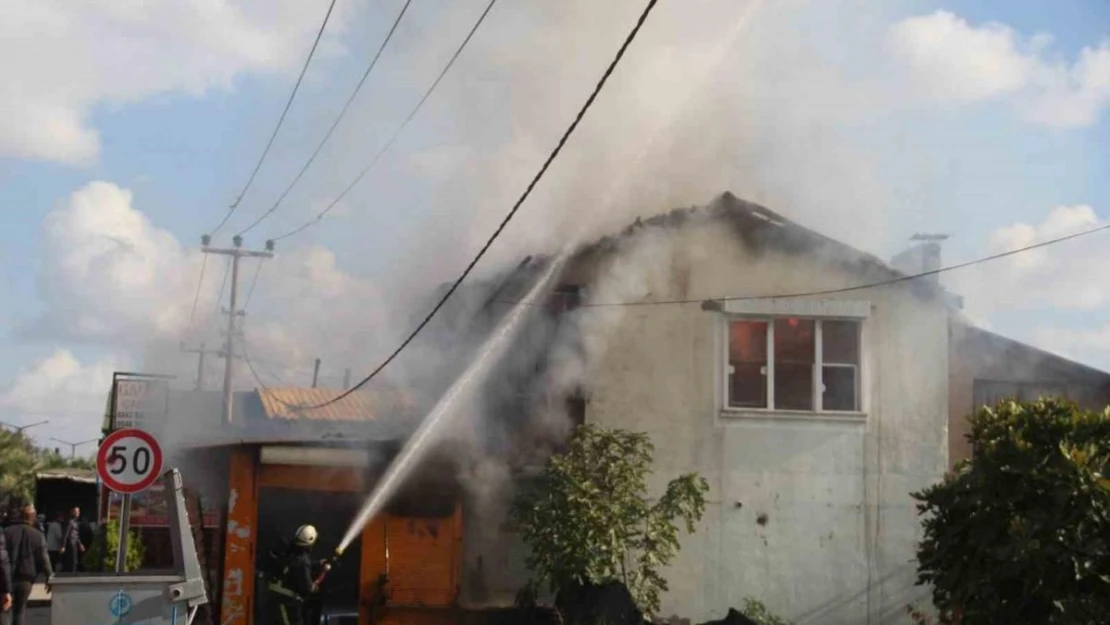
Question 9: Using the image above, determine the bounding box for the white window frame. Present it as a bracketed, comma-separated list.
[718, 299, 871, 422]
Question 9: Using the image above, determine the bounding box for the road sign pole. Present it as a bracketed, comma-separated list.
[116, 493, 132, 572]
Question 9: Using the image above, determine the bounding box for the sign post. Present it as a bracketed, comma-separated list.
[97, 428, 164, 573]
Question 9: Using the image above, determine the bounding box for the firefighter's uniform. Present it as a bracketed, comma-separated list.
[264, 525, 318, 625]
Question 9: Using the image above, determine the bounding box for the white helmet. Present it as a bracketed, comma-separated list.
[294, 524, 317, 547]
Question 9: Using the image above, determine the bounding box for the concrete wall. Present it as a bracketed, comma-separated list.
[948, 322, 1110, 467]
[574, 220, 949, 624]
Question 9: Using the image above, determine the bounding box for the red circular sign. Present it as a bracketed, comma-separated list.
[97, 428, 164, 494]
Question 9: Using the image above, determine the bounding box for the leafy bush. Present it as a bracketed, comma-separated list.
[85, 518, 145, 572]
[509, 424, 709, 618]
[912, 398, 1110, 625]
[742, 597, 793, 625]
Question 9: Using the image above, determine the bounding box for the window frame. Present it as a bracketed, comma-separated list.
[718, 299, 871, 421]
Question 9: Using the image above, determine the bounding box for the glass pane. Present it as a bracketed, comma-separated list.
[776, 363, 813, 410]
[774, 319, 814, 410]
[729, 321, 767, 408]
[822, 320, 860, 364]
[823, 365, 857, 411]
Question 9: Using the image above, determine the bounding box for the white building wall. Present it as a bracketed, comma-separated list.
[582, 221, 949, 624]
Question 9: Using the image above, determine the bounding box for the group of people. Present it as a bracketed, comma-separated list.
[0, 505, 85, 625]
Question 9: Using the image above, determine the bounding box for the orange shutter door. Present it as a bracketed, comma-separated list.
[384, 503, 461, 607]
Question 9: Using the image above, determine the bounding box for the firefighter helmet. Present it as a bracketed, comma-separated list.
[294, 524, 318, 547]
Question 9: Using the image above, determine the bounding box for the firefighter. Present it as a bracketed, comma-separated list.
[264, 525, 319, 625]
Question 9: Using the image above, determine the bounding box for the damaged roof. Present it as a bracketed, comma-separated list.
[573, 191, 953, 302]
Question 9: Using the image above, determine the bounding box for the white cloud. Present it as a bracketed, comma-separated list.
[34, 181, 199, 343]
[1031, 324, 1110, 372]
[29, 180, 392, 394]
[952, 204, 1108, 318]
[0, 349, 123, 445]
[888, 10, 1110, 127]
[0, 0, 357, 164]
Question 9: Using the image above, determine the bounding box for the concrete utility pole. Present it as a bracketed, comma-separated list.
[201, 234, 274, 424]
[180, 342, 221, 391]
[51, 437, 97, 459]
[312, 358, 322, 388]
[0, 420, 48, 435]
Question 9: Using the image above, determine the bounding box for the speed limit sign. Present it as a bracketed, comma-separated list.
[97, 428, 164, 493]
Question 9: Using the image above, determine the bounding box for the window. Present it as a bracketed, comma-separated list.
[726, 317, 862, 413]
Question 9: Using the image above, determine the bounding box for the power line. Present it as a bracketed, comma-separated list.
[213, 258, 232, 319]
[210, 0, 340, 237]
[295, 0, 662, 411]
[243, 260, 265, 311]
[271, 0, 501, 242]
[236, 0, 416, 237]
[492, 219, 1110, 309]
[186, 254, 210, 333]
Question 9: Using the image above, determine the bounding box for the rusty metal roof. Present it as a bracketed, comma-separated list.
[258, 387, 411, 421]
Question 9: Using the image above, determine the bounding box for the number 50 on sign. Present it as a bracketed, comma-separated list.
[97, 428, 164, 494]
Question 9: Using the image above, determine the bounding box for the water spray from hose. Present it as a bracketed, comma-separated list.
[335, 249, 571, 552]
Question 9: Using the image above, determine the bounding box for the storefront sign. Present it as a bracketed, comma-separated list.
[110, 376, 170, 433]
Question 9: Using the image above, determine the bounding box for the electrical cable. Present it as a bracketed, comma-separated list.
[235, 0, 416, 237]
[209, 0, 340, 237]
[552, 218, 1110, 308]
[243, 260, 265, 311]
[213, 258, 232, 319]
[270, 0, 501, 242]
[294, 0, 662, 411]
[490, 218, 1110, 309]
[185, 254, 210, 333]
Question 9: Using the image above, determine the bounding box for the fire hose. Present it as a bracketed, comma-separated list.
[313, 546, 344, 587]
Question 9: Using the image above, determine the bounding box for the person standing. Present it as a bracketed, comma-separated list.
[3, 506, 53, 625]
[262, 525, 320, 625]
[58, 507, 83, 573]
[44, 514, 62, 571]
[1, 521, 13, 617]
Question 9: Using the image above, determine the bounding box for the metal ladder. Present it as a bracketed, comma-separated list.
[189, 492, 216, 625]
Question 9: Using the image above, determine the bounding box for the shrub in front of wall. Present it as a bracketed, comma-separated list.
[509, 423, 709, 620]
[912, 398, 1110, 625]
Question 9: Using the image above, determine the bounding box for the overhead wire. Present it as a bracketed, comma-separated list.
[209, 0, 340, 237]
[293, 0, 662, 411]
[573, 218, 1110, 308]
[484, 217, 1110, 310]
[270, 0, 501, 242]
[235, 0, 417, 237]
[213, 258, 232, 319]
[185, 254, 210, 334]
[243, 260, 265, 311]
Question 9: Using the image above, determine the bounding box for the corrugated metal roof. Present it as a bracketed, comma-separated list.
[36, 469, 97, 484]
[258, 387, 411, 422]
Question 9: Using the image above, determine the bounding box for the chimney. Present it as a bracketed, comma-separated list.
[891, 233, 949, 283]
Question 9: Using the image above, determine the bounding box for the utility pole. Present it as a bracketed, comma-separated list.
[180, 342, 221, 391]
[201, 234, 274, 424]
[51, 437, 97, 459]
[312, 358, 322, 388]
[0, 420, 49, 435]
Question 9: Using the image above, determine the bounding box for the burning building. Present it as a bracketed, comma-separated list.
[100, 192, 1110, 625]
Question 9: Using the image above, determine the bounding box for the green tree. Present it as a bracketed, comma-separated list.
[0, 430, 42, 508]
[509, 424, 709, 618]
[0, 430, 97, 512]
[913, 398, 1110, 625]
[85, 518, 145, 572]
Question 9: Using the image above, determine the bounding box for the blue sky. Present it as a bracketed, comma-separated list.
[1, 0, 1109, 448]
